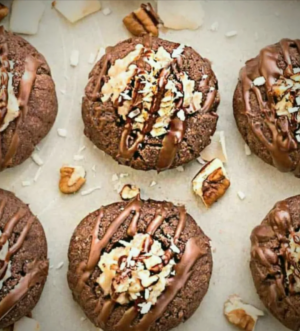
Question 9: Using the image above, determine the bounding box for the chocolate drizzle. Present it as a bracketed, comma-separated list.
[91, 36, 217, 171]
[0, 198, 48, 321]
[0, 27, 40, 170]
[239, 39, 300, 175]
[73, 197, 208, 331]
[250, 199, 300, 316]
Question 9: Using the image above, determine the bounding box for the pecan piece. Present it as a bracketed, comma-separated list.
[192, 158, 230, 207]
[120, 184, 140, 201]
[0, 4, 8, 22]
[59, 166, 86, 194]
[123, 3, 162, 37]
[224, 295, 264, 331]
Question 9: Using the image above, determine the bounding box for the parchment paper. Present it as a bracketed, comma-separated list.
[0, 1, 300, 330]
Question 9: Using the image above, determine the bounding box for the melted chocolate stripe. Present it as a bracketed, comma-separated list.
[75, 195, 143, 296]
[0, 217, 34, 280]
[116, 236, 207, 331]
[0, 198, 6, 219]
[0, 208, 27, 247]
[1, 55, 40, 168]
[0, 260, 48, 320]
[240, 39, 300, 175]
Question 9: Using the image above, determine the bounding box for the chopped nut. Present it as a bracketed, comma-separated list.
[59, 166, 86, 194]
[0, 4, 9, 21]
[192, 158, 230, 208]
[224, 295, 264, 331]
[123, 3, 162, 37]
[120, 184, 140, 201]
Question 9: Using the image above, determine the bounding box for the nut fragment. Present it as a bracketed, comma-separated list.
[0, 4, 9, 21]
[120, 184, 140, 201]
[123, 3, 162, 37]
[59, 166, 86, 194]
[224, 295, 264, 331]
[192, 158, 230, 208]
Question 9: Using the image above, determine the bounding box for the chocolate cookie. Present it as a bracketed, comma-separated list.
[0, 26, 58, 171]
[250, 195, 300, 330]
[233, 39, 300, 177]
[82, 35, 220, 171]
[0, 189, 48, 328]
[68, 195, 212, 331]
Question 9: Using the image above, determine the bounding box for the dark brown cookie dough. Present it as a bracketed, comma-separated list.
[83, 35, 220, 171]
[0, 189, 48, 328]
[0, 26, 58, 171]
[233, 39, 300, 177]
[250, 195, 300, 330]
[68, 195, 212, 331]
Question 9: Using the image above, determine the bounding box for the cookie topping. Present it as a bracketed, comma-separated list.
[97, 233, 176, 311]
[0, 27, 41, 171]
[73, 195, 208, 331]
[0, 199, 48, 320]
[59, 166, 86, 194]
[94, 36, 217, 171]
[240, 39, 300, 175]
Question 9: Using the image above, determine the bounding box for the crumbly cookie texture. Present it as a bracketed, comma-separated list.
[0, 27, 58, 171]
[0, 189, 48, 328]
[250, 195, 300, 330]
[224, 295, 264, 331]
[233, 39, 300, 177]
[83, 36, 219, 171]
[192, 158, 230, 207]
[68, 195, 212, 331]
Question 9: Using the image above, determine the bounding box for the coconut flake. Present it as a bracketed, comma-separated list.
[53, 0, 101, 23]
[31, 152, 44, 166]
[138, 302, 152, 314]
[225, 30, 237, 38]
[73, 154, 84, 161]
[294, 68, 300, 74]
[57, 128, 67, 137]
[157, 1, 204, 30]
[253, 76, 266, 86]
[102, 7, 111, 16]
[81, 186, 102, 196]
[70, 50, 79, 67]
[112, 174, 119, 181]
[10, 0, 45, 35]
[150, 181, 156, 187]
[22, 180, 32, 187]
[244, 144, 252, 156]
[296, 96, 300, 106]
[56, 262, 64, 270]
[210, 21, 219, 32]
[176, 166, 184, 172]
[177, 109, 186, 121]
[88, 53, 96, 64]
[34, 167, 42, 182]
[237, 191, 246, 200]
[96, 47, 106, 63]
[288, 107, 299, 114]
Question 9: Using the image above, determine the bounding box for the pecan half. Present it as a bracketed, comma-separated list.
[59, 166, 86, 194]
[224, 295, 264, 331]
[120, 184, 140, 201]
[123, 3, 162, 37]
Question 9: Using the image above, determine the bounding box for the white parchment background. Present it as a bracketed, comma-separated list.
[0, 1, 300, 330]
